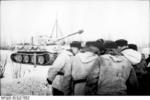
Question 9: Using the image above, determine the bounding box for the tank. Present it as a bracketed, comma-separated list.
[10, 30, 83, 66]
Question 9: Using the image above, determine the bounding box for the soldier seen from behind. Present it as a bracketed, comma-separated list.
[128, 43, 150, 95]
[46, 41, 81, 95]
[115, 40, 149, 95]
[85, 41, 138, 95]
[70, 41, 102, 95]
[115, 39, 142, 66]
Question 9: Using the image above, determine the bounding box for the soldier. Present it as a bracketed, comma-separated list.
[115, 39, 142, 65]
[70, 41, 102, 95]
[85, 41, 138, 95]
[115, 40, 150, 94]
[46, 41, 81, 95]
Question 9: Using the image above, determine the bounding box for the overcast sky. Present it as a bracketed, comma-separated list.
[1, 0, 149, 47]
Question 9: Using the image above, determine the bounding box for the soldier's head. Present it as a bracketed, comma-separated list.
[128, 44, 138, 51]
[96, 38, 104, 44]
[103, 40, 120, 55]
[96, 38, 105, 55]
[70, 41, 81, 55]
[82, 41, 101, 55]
[115, 39, 128, 52]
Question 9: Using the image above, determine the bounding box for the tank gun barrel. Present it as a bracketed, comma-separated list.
[54, 30, 84, 42]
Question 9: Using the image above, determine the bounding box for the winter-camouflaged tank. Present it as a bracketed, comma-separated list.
[10, 30, 83, 66]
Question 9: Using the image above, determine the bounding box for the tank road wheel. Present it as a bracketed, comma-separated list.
[48, 53, 57, 65]
[38, 55, 45, 65]
[15, 54, 22, 63]
[31, 55, 35, 64]
[23, 55, 29, 63]
[44, 54, 50, 64]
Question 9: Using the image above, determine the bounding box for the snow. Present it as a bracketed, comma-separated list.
[0, 50, 52, 96]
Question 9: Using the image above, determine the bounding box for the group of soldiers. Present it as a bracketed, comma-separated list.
[46, 39, 150, 95]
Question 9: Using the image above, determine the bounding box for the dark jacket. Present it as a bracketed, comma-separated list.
[146, 55, 150, 65]
[85, 54, 138, 95]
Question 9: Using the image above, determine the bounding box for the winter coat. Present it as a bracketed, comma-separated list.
[121, 49, 142, 65]
[85, 54, 138, 95]
[71, 52, 99, 95]
[132, 55, 150, 95]
[146, 55, 150, 65]
[133, 55, 147, 79]
[47, 50, 73, 94]
[122, 49, 148, 94]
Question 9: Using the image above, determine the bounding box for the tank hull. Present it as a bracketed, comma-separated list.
[10, 51, 57, 66]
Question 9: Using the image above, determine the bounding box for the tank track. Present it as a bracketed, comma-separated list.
[10, 51, 57, 66]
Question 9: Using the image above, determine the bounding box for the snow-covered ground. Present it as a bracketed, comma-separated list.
[0, 50, 52, 96]
[1, 47, 149, 96]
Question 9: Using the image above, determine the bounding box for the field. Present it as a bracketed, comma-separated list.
[0, 50, 52, 96]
